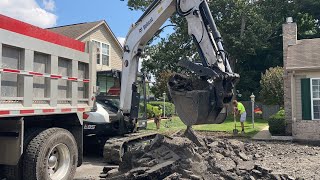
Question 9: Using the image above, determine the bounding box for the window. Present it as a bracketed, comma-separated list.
[312, 79, 320, 120]
[92, 40, 110, 66]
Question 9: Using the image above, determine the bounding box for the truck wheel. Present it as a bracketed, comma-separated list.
[23, 128, 78, 180]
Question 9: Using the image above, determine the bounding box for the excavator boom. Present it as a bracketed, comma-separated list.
[120, 0, 239, 128]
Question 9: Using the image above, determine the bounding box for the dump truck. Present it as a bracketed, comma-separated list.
[0, 15, 97, 180]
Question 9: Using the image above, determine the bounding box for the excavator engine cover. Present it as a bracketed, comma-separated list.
[168, 74, 227, 126]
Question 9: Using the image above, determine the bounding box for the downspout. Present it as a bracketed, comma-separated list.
[290, 71, 296, 134]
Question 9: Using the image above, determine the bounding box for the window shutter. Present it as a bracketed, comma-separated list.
[301, 78, 311, 120]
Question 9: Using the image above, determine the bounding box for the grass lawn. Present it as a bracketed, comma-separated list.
[145, 115, 268, 138]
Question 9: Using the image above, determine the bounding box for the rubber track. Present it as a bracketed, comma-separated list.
[103, 132, 158, 164]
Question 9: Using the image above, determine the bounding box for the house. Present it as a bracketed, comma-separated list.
[48, 20, 123, 71]
[48, 20, 124, 95]
[283, 17, 320, 142]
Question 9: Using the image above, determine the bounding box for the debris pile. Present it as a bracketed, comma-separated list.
[102, 132, 305, 180]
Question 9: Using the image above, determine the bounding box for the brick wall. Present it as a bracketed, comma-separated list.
[283, 21, 297, 135]
[293, 73, 320, 141]
[293, 120, 320, 141]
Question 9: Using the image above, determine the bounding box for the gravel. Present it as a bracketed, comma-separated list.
[103, 131, 320, 180]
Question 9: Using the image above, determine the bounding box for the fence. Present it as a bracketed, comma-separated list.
[228, 101, 280, 120]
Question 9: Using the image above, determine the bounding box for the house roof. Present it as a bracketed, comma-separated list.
[48, 21, 102, 39]
[286, 38, 320, 70]
[47, 20, 123, 50]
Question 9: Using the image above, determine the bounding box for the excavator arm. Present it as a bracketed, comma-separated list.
[119, 0, 239, 130]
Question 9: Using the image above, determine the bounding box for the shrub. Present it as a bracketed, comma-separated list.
[146, 104, 155, 118]
[260, 66, 284, 106]
[268, 109, 286, 135]
[148, 101, 175, 116]
[141, 104, 163, 119]
[152, 106, 162, 117]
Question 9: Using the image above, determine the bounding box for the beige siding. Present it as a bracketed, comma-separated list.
[79, 24, 123, 72]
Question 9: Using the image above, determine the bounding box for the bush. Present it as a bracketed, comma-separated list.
[152, 106, 162, 117]
[146, 104, 154, 118]
[141, 104, 162, 119]
[139, 101, 174, 118]
[268, 109, 286, 135]
[260, 66, 284, 106]
[148, 101, 175, 116]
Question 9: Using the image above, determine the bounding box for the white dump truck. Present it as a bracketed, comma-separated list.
[0, 15, 96, 180]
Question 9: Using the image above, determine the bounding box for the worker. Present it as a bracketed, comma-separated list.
[153, 106, 162, 130]
[233, 100, 246, 134]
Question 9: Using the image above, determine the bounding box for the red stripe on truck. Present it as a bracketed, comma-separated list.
[83, 79, 90, 83]
[0, 111, 10, 115]
[29, 71, 44, 76]
[43, 109, 55, 113]
[0, 15, 85, 52]
[3, 68, 20, 73]
[61, 108, 71, 112]
[68, 77, 78, 81]
[77, 108, 85, 112]
[50, 75, 62, 79]
[20, 110, 34, 114]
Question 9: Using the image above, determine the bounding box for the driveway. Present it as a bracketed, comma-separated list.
[74, 156, 105, 180]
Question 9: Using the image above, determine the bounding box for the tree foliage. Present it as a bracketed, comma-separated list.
[126, 0, 320, 101]
[260, 67, 284, 106]
[150, 71, 173, 99]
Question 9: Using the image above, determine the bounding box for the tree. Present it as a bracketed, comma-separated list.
[260, 67, 284, 106]
[150, 71, 173, 99]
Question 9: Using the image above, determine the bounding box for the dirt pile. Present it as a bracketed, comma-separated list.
[102, 132, 308, 180]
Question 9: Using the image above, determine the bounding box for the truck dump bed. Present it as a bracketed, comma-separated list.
[0, 15, 96, 117]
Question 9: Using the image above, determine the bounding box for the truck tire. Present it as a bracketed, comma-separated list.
[23, 128, 78, 180]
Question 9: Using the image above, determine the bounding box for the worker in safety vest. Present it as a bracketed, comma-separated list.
[233, 100, 246, 134]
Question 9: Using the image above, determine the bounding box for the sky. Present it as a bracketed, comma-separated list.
[0, 0, 173, 76]
[0, 0, 147, 45]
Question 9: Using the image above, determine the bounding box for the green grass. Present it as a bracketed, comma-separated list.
[145, 115, 268, 138]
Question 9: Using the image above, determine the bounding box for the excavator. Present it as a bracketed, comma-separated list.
[103, 0, 239, 163]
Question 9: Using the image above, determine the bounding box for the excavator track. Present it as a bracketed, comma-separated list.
[103, 132, 158, 164]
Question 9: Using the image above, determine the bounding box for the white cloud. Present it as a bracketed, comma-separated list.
[43, 0, 55, 11]
[117, 37, 126, 46]
[0, 0, 57, 28]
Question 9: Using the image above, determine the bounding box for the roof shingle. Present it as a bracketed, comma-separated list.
[286, 38, 320, 70]
[47, 20, 103, 39]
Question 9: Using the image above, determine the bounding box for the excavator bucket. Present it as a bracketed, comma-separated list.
[168, 74, 228, 126]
